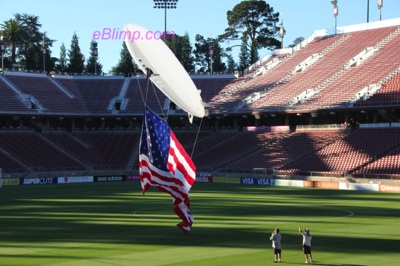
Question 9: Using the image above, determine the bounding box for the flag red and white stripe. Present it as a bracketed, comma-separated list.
[139, 107, 196, 234]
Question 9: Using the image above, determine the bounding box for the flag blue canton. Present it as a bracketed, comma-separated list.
[141, 108, 170, 172]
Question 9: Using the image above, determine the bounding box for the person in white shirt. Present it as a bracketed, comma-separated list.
[299, 226, 313, 263]
[269, 228, 282, 263]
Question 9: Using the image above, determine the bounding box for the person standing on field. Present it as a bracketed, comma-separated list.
[299, 226, 313, 263]
[269, 228, 282, 263]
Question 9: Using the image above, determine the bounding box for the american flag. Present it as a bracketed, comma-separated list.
[139, 107, 196, 234]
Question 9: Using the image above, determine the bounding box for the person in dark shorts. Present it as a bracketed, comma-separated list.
[269, 228, 282, 262]
[299, 226, 313, 263]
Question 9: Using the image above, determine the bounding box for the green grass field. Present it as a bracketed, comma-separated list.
[1, 181, 399, 266]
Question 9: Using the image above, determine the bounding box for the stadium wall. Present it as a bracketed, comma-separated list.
[2, 174, 399, 193]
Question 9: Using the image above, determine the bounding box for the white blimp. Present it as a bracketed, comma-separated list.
[124, 23, 208, 122]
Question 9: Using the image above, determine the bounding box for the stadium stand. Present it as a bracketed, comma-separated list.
[71, 77, 125, 113]
[223, 129, 345, 172]
[280, 127, 400, 176]
[297, 26, 400, 109]
[0, 76, 31, 112]
[352, 146, 400, 177]
[0, 130, 87, 172]
[355, 71, 400, 107]
[5, 73, 86, 113]
[121, 77, 168, 115]
[1, 18, 400, 182]
[251, 26, 399, 110]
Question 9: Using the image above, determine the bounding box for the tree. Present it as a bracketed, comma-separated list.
[210, 40, 226, 74]
[226, 53, 237, 72]
[0, 18, 25, 66]
[56, 43, 67, 72]
[288, 37, 305, 48]
[167, 33, 195, 73]
[180, 33, 194, 73]
[67, 32, 85, 73]
[193, 34, 226, 74]
[193, 34, 210, 73]
[19, 14, 43, 70]
[86, 40, 103, 75]
[2, 13, 56, 71]
[112, 41, 139, 77]
[220, 0, 281, 64]
[238, 36, 251, 71]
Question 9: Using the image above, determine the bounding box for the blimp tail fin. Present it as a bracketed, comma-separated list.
[188, 113, 194, 124]
[197, 89, 211, 108]
[202, 101, 212, 107]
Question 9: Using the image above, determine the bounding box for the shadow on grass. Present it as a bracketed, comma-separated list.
[282, 262, 365, 266]
[0, 182, 399, 258]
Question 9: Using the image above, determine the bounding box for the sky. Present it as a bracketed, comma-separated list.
[1, 0, 399, 73]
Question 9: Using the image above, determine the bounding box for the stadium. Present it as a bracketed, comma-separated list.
[1, 17, 400, 184]
[1, 2, 400, 265]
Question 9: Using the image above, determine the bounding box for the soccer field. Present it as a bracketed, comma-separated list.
[0, 181, 399, 265]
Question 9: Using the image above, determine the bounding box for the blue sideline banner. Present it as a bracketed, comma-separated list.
[21, 177, 58, 185]
[241, 177, 272, 186]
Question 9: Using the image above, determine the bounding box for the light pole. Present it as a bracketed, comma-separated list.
[93, 41, 98, 76]
[331, 0, 339, 35]
[42, 32, 46, 74]
[367, 0, 370, 23]
[208, 40, 214, 75]
[153, 0, 179, 41]
[1, 30, 6, 76]
[378, 0, 383, 21]
[279, 19, 285, 49]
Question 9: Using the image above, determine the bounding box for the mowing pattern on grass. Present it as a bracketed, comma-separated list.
[0, 182, 399, 265]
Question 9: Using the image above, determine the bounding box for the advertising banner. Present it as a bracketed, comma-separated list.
[126, 175, 140, 181]
[58, 176, 93, 184]
[241, 177, 272, 186]
[339, 182, 379, 191]
[213, 176, 241, 184]
[21, 177, 57, 185]
[379, 184, 400, 193]
[272, 179, 304, 187]
[95, 176, 125, 182]
[196, 175, 213, 183]
[2, 178, 20, 186]
[196, 173, 213, 183]
[304, 181, 339, 189]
